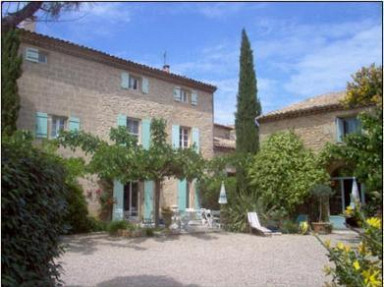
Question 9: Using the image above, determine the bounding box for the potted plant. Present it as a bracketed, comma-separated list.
[310, 184, 334, 234]
[161, 207, 173, 228]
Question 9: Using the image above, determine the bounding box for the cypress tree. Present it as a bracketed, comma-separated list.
[1, 29, 22, 136]
[235, 29, 261, 191]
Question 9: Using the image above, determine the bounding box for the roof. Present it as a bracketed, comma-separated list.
[213, 137, 236, 150]
[213, 123, 234, 130]
[18, 29, 217, 93]
[257, 91, 351, 122]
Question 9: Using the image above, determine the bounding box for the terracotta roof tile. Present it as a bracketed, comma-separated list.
[213, 137, 236, 150]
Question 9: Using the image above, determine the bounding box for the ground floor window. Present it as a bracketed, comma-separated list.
[124, 182, 139, 218]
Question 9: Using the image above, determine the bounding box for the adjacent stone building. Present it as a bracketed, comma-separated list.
[16, 28, 217, 221]
[257, 91, 373, 228]
[213, 123, 236, 156]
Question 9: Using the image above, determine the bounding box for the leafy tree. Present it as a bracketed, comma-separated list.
[248, 131, 329, 216]
[2, 2, 81, 31]
[58, 118, 206, 227]
[235, 29, 262, 191]
[1, 28, 22, 135]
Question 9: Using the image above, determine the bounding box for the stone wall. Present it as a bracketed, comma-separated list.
[259, 107, 370, 153]
[17, 42, 214, 217]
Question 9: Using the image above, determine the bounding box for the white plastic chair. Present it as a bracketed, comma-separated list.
[248, 212, 281, 236]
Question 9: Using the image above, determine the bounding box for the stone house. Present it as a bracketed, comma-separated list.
[213, 123, 236, 156]
[16, 28, 217, 221]
[257, 91, 373, 227]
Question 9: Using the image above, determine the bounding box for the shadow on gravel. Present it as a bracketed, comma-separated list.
[95, 275, 200, 287]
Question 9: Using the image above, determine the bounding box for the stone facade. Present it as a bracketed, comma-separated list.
[16, 30, 216, 219]
[213, 124, 236, 157]
[259, 107, 369, 153]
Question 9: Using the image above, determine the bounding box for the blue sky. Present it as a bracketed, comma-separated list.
[18, 2, 384, 124]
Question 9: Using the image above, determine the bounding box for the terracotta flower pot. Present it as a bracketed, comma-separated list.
[311, 222, 332, 234]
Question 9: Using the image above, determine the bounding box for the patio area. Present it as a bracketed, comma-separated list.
[59, 230, 359, 287]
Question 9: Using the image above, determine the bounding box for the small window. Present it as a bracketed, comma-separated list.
[25, 47, 47, 63]
[179, 127, 190, 149]
[127, 118, 140, 142]
[129, 76, 139, 90]
[336, 116, 361, 142]
[180, 89, 189, 103]
[50, 116, 67, 138]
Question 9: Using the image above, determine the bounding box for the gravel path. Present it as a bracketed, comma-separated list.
[59, 231, 359, 287]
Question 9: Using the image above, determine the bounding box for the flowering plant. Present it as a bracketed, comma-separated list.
[316, 207, 382, 287]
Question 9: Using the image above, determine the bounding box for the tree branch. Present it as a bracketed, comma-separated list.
[2, 2, 42, 31]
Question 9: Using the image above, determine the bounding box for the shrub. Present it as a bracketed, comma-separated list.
[317, 208, 382, 287]
[280, 220, 299, 234]
[199, 177, 237, 210]
[144, 228, 155, 237]
[63, 182, 91, 234]
[88, 216, 107, 232]
[107, 220, 133, 235]
[2, 131, 68, 286]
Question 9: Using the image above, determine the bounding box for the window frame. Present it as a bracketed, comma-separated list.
[180, 89, 189, 103]
[129, 75, 140, 90]
[49, 115, 67, 139]
[25, 47, 48, 64]
[126, 117, 141, 144]
[179, 126, 190, 149]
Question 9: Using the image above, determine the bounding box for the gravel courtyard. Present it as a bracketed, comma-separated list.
[60, 231, 359, 287]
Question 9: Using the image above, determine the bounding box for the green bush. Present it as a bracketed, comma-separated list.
[144, 228, 155, 237]
[199, 177, 236, 210]
[63, 182, 92, 234]
[2, 132, 68, 286]
[88, 216, 107, 232]
[280, 220, 299, 234]
[107, 220, 133, 235]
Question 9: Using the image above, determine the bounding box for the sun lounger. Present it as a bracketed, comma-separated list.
[248, 212, 282, 236]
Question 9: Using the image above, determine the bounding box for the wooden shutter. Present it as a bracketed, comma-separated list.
[192, 127, 200, 152]
[335, 117, 343, 142]
[26, 48, 39, 62]
[141, 118, 151, 150]
[173, 87, 181, 101]
[172, 125, 180, 149]
[35, 112, 48, 138]
[178, 179, 187, 213]
[191, 91, 198, 106]
[121, 72, 129, 89]
[112, 180, 124, 220]
[117, 114, 127, 127]
[144, 180, 154, 220]
[69, 117, 80, 131]
[142, 77, 149, 94]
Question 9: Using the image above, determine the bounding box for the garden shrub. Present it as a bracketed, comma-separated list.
[280, 220, 299, 234]
[199, 176, 236, 210]
[318, 207, 382, 287]
[87, 216, 107, 232]
[2, 132, 68, 287]
[107, 220, 134, 235]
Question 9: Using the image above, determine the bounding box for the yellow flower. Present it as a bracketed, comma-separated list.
[344, 245, 351, 252]
[363, 270, 381, 287]
[337, 242, 345, 250]
[323, 265, 332, 275]
[366, 217, 381, 229]
[358, 243, 366, 254]
[344, 206, 354, 217]
[353, 260, 360, 270]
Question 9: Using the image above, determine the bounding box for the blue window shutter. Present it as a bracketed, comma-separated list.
[194, 179, 200, 209]
[178, 179, 187, 212]
[335, 118, 343, 142]
[172, 125, 180, 149]
[192, 127, 200, 152]
[117, 114, 127, 127]
[121, 72, 129, 89]
[26, 48, 39, 62]
[141, 118, 151, 150]
[69, 117, 80, 131]
[36, 112, 48, 138]
[144, 180, 154, 220]
[112, 180, 124, 220]
[142, 77, 149, 94]
[173, 87, 181, 101]
[191, 91, 198, 106]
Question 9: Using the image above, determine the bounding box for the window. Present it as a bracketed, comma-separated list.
[127, 118, 140, 142]
[179, 127, 190, 149]
[180, 89, 189, 103]
[25, 47, 47, 63]
[50, 116, 66, 138]
[129, 76, 139, 90]
[336, 116, 361, 142]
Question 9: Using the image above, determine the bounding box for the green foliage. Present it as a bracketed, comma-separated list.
[2, 131, 68, 287]
[222, 191, 265, 232]
[317, 208, 382, 287]
[280, 220, 299, 234]
[235, 28, 261, 154]
[249, 131, 329, 215]
[63, 182, 92, 234]
[343, 64, 382, 108]
[144, 228, 155, 237]
[199, 177, 237, 211]
[1, 28, 22, 135]
[107, 220, 134, 235]
[310, 184, 334, 222]
[87, 217, 107, 232]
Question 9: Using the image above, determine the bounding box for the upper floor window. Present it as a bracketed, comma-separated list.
[121, 72, 149, 94]
[336, 116, 361, 142]
[127, 118, 140, 143]
[25, 47, 47, 63]
[129, 76, 139, 90]
[180, 89, 189, 103]
[50, 116, 67, 139]
[179, 127, 190, 149]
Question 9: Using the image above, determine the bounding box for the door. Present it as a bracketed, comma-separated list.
[124, 182, 139, 218]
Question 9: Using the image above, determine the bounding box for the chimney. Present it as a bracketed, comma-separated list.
[163, 64, 170, 73]
[19, 17, 36, 32]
